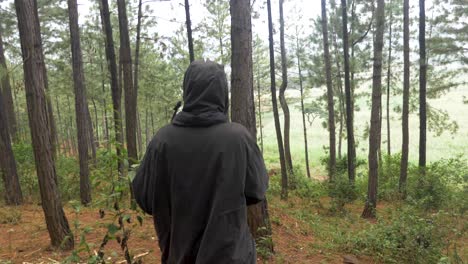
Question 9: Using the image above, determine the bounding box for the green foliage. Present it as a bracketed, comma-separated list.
[407, 157, 468, 211]
[327, 176, 358, 213]
[320, 154, 366, 177]
[378, 154, 402, 201]
[344, 207, 452, 264]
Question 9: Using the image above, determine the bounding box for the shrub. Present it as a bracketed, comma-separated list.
[408, 156, 468, 211]
[327, 176, 358, 213]
[345, 206, 449, 263]
[320, 154, 366, 178]
[378, 154, 402, 201]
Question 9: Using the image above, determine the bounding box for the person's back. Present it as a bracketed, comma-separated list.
[132, 60, 268, 264]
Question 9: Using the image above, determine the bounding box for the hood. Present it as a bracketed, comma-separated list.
[173, 60, 229, 127]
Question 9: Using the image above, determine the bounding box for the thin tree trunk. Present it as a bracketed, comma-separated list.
[98, 35, 109, 146]
[185, 0, 195, 63]
[145, 105, 150, 145]
[256, 75, 263, 153]
[294, 28, 311, 179]
[15, 0, 74, 249]
[279, 0, 293, 177]
[341, 0, 356, 183]
[0, 28, 17, 141]
[92, 98, 100, 147]
[386, 1, 393, 156]
[267, 0, 288, 200]
[134, 0, 143, 152]
[419, 0, 427, 169]
[321, 0, 336, 180]
[137, 110, 142, 155]
[331, 26, 345, 160]
[399, 0, 410, 196]
[151, 108, 155, 135]
[0, 87, 23, 205]
[67, 96, 77, 157]
[100, 0, 124, 176]
[117, 0, 138, 166]
[55, 96, 63, 155]
[86, 107, 97, 164]
[230, 0, 273, 252]
[68, 0, 92, 205]
[362, 0, 385, 219]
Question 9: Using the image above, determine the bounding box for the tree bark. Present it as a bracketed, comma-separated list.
[92, 98, 100, 147]
[100, 0, 124, 175]
[68, 0, 92, 205]
[362, 0, 385, 219]
[184, 0, 195, 63]
[230, 0, 273, 252]
[134, 0, 143, 153]
[267, 0, 288, 200]
[117, 0, 138, 165]
[331, 24, 345, 160]
[256, 69, 263, 153]
[15, 0, 73, 249]
[0, 28, 17, 141]
[419, 0, 427, 169]
[321, 0, 336, 180]
[0, 87, 23, 205]
[341, 0, 356, 183]
[295, 29, 311, 179]
[278, 0, 293, 177]
[386, 0, 393, 156]
[399, 0, 410, 196]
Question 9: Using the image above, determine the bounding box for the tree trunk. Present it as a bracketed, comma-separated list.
[100, 0, 124, 176]
[86, 107, 97, 164]
[341, 0, 356, 183]
[0, 87, 23, 205]
[267, 0, 288, 200]
[92, 98, 100, 147]
[145, 105, 150, 145]
[137, 110, 142, 155]
[55, 96, 63, 155]
[386, 1, 393, 156]
[134, 0, 143, 153]
[230, 0, 273, 252]
[0, 28, 17, 141]
[256, 70, 263, 153]
[399, 0, 410, 196]
[419, 0, 427, 169]
[117, 0, 138, 165]
[331, 26, 345, 160]
[295, 30, 311, 179]
[15, 0, 74, 249]
[68, 0, 92, 205]
[278, 0, 293, 177]
[98, 37, 109, 147]
[362, 0, 385, 219]
[184, 0, 195, 63]
[67, 95, 77, 156]
[321, 0, 336, 180]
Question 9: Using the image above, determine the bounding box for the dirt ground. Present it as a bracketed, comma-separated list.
[0, 203, 373, 264]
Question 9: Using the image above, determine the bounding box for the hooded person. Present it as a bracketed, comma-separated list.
[132, 60, 269, 264]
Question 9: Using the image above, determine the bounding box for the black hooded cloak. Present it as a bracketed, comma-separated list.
[132, 60, 268, 264]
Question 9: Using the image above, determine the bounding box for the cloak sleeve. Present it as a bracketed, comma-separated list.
[244, 134, 269, 206]
[132, 140, 158, 215]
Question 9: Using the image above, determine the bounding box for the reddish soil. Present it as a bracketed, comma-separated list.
[0, 204, 373, 264]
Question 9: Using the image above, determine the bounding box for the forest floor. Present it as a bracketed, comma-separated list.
[0, 196, 380, 264]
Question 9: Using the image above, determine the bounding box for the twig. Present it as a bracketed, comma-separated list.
[23, 248, 42, 257]
[116, 251, 150, 263]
